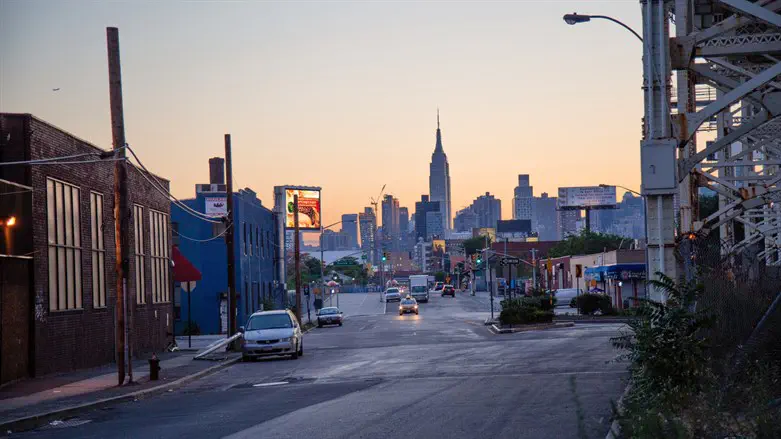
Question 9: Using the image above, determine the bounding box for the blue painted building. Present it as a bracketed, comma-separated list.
[171, 158, 280, 335]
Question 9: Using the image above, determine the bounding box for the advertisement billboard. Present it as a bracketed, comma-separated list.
[432, 239, 446, 254]
[284, 188, 321, 230]
[557, 186, 617, 210]
[204, 197, 227, 217]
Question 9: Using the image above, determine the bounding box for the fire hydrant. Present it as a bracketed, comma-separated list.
[148, 353, 161, 381]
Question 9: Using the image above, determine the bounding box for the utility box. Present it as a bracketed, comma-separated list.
[641, 139, 678, 195]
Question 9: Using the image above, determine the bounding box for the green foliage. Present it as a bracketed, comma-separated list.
[327, 256, 369, 284]
[576, 293, 614, 315]
[548, 229, 628, 258]
[261, 296, 276, 311]
[569, 297, 578, 308]
[462, 235, 491, 256]
[499, 297, 554, 325]
[434, 271, 446, 282]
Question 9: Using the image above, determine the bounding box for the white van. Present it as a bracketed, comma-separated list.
[409, 275, 429, 302]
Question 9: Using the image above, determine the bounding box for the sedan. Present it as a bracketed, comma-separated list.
[384, 287, 402, 302]
[317, 307, 343, 327]
[441, 285, 456, 297]
[399, 297, 419, 315]
[240, 310, 302, 361]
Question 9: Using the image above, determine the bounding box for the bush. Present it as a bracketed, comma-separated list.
[569, 297, 578, 308]
[576, 293, 613, 315]
[499, 298, 554, 325]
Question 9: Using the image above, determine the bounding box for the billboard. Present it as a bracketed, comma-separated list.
[557, 186, 617, 210]
[285, 188, 321, 230]
[432, 239, 446, 253]
[204, 197, 227, 217]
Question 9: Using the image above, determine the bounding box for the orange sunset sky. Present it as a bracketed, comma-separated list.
[2, 0, 647, 229]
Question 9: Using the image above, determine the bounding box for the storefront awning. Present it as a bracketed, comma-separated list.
[172, 246, 201, 282]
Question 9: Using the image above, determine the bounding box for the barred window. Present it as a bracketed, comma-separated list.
[47, 178, 83, 311]
[255, 226, 259, 256]
[90, 192, 106, 308]
[134, 204, 146, 304]
[149, 209, 170, 303]
[243, 222, 247, 255]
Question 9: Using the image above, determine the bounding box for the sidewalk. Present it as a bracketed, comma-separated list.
[0, 347, 240, 433]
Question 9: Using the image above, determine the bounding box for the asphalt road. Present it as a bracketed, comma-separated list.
[19, 292, 628, 439]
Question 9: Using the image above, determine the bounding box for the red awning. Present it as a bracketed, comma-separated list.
[172, 246, 202, 282]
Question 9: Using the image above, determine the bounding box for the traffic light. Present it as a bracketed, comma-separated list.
[476, 254, 482, 265]
[575, 264, 583, 278]
[382, 252, 388, 261]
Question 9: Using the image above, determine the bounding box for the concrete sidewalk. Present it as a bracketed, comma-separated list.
[0, 349, 239, 433]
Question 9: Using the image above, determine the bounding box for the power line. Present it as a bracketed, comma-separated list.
[0, 151, 99, 166]
[0, 189, 33, 196]
[173, 222, 233, 243]
[0, 157, 125, 167]
[126, 153, 223, 224]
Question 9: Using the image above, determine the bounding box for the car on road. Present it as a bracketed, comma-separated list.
[316, 307, 343, 327]
[398, 297, 419, 315]
[409, 274, 429, 302]
[240, 310, 303, 361]
[430, 282, 444, 294]
[383, 287, 402, 302]
[441, 284, 456, 297]
[553, 288, 581, 307]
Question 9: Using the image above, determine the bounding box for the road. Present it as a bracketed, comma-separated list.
[20, 292, 628, 439]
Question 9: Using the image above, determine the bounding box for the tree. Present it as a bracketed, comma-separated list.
[548, 230, 627, 257]
[327, 256, 369, 285]
[434, 271, 446, 282]
[463, 235, 491, 256]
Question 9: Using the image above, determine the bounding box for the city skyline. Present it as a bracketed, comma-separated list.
[1, 1, 645, 228]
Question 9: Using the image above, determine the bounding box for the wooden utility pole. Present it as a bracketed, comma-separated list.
[225, 134, 237, 338]
[293, 195, 302, 324]
[107, 27, 131, 386]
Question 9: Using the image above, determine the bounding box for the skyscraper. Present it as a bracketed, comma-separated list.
[471, 192, 502, 229]
[414, 195, 440, 241]
[398, 207, 410, 250]
[513, 175, 533, 221]
[359, 207, 377, 263]
[532, 192, 558, 241]
[341, 213, 359, 249]
[428, 110, 452, 232]
[381, 194, 400, 249]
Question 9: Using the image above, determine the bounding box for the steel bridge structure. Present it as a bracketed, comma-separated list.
[642, 0, 781, 298]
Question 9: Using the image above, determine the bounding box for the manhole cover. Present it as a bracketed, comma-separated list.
[39, 418, 93, 430]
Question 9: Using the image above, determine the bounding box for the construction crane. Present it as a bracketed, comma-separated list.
[370, 184, 386, 285]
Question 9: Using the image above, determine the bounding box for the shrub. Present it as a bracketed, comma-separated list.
[569, 297, 578, 308]
[499, 298, 554, 325]
[576, 293, 613, 315]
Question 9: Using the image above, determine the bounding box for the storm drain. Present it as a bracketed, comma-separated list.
[39, 418, 93, 430]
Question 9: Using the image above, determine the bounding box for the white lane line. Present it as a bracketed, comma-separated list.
[253, 381, 288, 387]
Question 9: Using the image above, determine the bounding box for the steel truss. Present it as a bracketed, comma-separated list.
[642, 0, 781, 299]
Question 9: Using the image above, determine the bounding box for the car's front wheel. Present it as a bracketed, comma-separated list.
[291, 343, 299, 360]
[298, 341, 303, 357]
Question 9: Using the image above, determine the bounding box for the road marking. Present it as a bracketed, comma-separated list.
[253, 381, 288, 387]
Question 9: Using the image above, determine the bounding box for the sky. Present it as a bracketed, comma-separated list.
[1, 0, 646, 230]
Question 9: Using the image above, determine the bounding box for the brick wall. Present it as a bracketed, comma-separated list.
[2, 114, 172, 377]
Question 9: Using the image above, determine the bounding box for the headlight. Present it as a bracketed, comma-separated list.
[414, 305, 418, 308]
[279, 337, 291, 342]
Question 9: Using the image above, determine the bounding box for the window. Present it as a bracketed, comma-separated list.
[248, 223, 252, 256]
[134, 204, 146, 304]
[243, 222, 247, 255]
[255, 226, 259, 256]
[244, 280, 249, 314]
[47, 178, 83, 311]
[149, 209, 170, 303]
[90, 192, 106, 308]
[260, 227, 265, 258]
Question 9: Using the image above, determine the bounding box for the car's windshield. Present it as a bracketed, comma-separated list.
[411, 286, 426, 293]
[402, 299, 415, 305]
[246, 314, 292, 330]
[319, 308, 339, 315]
[386, 288, 399, 294]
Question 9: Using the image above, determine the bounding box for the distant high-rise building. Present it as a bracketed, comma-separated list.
[381, 194, 400, 249]
[610, 192, 645, 239]
[532, 192, 558, 241]
[513, 174, 533, 221]
[470, 192, 502, 229]
[398, 206, 410, 250]
[414, 195, 440, 241]
[426, 211, 444, 240]
[359, 207, 377, 263]
[321, 229, 349, 251]
[428, 110, 452, 232]
[558, 209, 582, 239]
[454, 207, 479, 232]
[341, 213, 359, 249]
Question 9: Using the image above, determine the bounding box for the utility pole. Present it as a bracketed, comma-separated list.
[225, 134, 237, 339]
[320, 233, 325, 309]
[531, 248, 537, 289]
[107, 27, 130, 386]
[293, 195, 302, 324]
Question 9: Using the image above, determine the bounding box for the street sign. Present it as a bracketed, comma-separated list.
[334, 259, 356, 266]
[501, 257, 520, 266]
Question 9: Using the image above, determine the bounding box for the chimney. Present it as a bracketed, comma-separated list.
[208, 157, 225, 184]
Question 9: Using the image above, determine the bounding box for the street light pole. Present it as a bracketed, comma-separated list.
[562, 13, 643, 42]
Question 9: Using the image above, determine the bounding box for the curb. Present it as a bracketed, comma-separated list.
[556, 318, 632, 324]
[0, 356, 241, 434]
[605, 383, 632, 439]
[489, 321, 575, 334]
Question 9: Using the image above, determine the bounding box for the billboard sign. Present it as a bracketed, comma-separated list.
[284, 188, 321, 230]
[557, 186, 617, 210]
[204, 197, 227, 217]
[432, 239, 446, 253]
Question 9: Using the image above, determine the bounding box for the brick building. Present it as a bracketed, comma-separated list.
[0, 113, 172, 384]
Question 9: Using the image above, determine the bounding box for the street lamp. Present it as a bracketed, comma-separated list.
[562, 13, 643, 42]
[600, 183, 641, 198]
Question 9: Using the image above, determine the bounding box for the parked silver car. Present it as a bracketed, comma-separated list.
[383, 287, 401, 302]
[240, 310, 303, 361]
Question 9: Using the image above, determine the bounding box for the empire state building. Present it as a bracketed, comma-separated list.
[428, 110, 452, 233]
